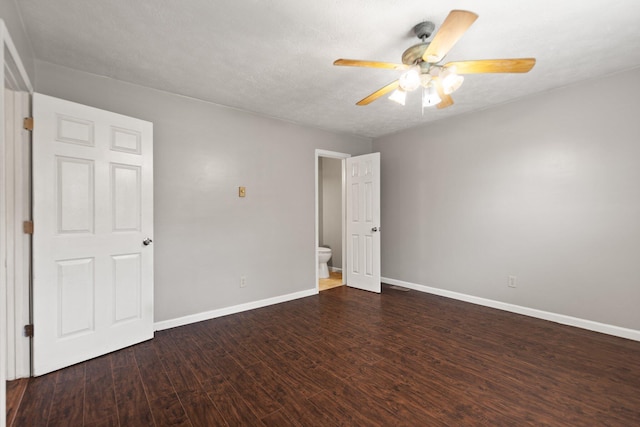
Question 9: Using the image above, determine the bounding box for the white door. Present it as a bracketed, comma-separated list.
[32, 93, 154, 375]
[346, 152, 381, 293]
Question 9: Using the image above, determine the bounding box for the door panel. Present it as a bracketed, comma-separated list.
[57, 258, 94, 337]
[57, 157, 94, 233]
[111, 163, 141, 231]
[346, 153, 380, 293]
[32, 93, 153, 375]
[113, 253, 142, 322]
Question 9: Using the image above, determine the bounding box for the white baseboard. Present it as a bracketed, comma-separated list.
[154, 278, 640, 342]
[383, 277, 640, 342]
[329, 267, 342, 273]
[154, 288, 318, 331]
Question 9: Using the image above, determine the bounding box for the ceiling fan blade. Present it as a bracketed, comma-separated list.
[356, 80, 400, 105]
[444, 58, 536, 74]
[334, 59, 408, 70]
[422, 10, 478, 63]
[433, 79, 454, 109]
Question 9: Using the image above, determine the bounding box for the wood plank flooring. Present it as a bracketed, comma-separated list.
[318, 271, 343, 291]
[5, 378, 28, 427]
[7, 285, 640, 426]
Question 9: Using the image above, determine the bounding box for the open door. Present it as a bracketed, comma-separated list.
[32, 94, 154, 375]
[346, 153, 381, 293]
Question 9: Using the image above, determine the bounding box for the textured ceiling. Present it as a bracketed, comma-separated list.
[15, 0, 640, 138]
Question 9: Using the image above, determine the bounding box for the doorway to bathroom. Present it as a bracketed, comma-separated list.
[315, 150, 349, 291]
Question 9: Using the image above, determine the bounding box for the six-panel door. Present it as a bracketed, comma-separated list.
[346, 153, 381, 293]
[32, 94, 154, 375]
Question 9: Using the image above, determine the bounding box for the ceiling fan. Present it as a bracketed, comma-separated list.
[334, 10, 536, 110]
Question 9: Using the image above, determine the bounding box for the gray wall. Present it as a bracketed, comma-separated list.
[320, 157, 342, 269]
[35, 60, 371, 322]
[373, 67, 640, 331]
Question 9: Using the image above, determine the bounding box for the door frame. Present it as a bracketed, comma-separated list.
[1, 18, 34, 426]
[315, 149, 350, 291]
[4, 88, 31, 381]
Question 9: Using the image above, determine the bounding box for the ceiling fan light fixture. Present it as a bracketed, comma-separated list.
[398, 65, 421, 91]
[422, 84, 441, 109]
[441, 67, 464, 94]
[420, 73, 433, 87]
[388, 88, 407, 105]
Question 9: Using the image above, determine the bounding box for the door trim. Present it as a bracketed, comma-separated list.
[315, 150, 350, 291]
[1, 18, 34, 427]
[3, 89, 31, 381]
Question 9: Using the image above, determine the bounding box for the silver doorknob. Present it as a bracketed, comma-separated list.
[371, 227, 379, 232]
[143, 238, 153, 246]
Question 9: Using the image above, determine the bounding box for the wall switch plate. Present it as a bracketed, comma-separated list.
[238, 186, 246, 197]
[508, 275, 517, 288]
[240, 276, 246, 288]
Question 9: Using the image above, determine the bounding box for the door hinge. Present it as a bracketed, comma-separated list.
[23, 117, 34, 131]
[23, 220, 34, 234]
[24, 324, 34, 338]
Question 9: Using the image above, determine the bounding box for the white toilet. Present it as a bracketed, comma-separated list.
[317, 247, 332, 279]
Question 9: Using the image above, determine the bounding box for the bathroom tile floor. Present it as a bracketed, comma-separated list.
[319, 271, 343, 291]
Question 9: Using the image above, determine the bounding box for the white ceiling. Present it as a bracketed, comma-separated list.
[16, 0, 640, 138]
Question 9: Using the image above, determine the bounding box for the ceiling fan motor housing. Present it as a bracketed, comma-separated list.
[402, 21, 436, 65]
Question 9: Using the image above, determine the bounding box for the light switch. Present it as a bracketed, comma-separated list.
[239, 186, 246, 197]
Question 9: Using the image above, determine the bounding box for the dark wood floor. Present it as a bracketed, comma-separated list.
[7, 285, 640, 426]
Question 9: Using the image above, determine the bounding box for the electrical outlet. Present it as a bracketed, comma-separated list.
[240, 276, 247, 288]
[508, 275, 517, 288]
